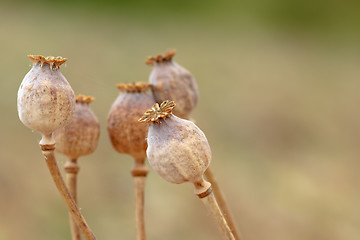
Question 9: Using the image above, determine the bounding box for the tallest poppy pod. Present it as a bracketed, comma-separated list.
[17, 55, 96, 240]
[17, 55, 75, 144]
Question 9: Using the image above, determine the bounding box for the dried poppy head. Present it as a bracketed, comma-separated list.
[107, 82, 155, 163]
[54, 94, 100, 159]
[146, 50, 199, 119]
[139, 100, 211, 195]
[17, 55, 75, 145]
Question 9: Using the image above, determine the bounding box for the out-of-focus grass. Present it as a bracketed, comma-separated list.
[1, 1, 360, 240]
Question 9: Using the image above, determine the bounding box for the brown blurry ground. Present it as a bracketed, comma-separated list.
[0, 2, 360, 240]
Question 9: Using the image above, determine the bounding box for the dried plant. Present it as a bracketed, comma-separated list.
[146, 50, 240, 239]
[139, 100, 236, 240]
[146, 50, 199, 119]
[17, 52, 241, 240]
[54, 94, 100, 240]
[17, 55, 96, 240]
[107, 82, 155, 240]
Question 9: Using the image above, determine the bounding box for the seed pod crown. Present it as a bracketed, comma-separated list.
[28, 55, 67, 70]
[145, 50, 176, 65]
[116, 82, 152, 93]
[138, 100, 176, 124]
[76, 94, 95, 105]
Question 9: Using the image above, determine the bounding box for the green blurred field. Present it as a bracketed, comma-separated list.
[1, 1, 360, 240]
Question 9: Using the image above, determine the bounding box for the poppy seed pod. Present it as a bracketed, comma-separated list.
[54, 94, 100, 159]
[107, 82, 155, 162]
[146, 50, 199, 119]
[138, 100, 211, 195]
[17, 55, 75, 144]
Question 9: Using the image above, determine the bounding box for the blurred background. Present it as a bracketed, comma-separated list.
[1, 0, 360, 239]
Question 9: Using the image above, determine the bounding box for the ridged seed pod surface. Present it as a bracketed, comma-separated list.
[54, 95, 100, 159]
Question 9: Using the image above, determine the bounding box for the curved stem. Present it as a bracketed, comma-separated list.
[199, 189, 235, 240]
[205, 166, 241, 240]
[64, 158, 81, 240]
[40, 144, 96, 240]
[131, 161, 148, 240]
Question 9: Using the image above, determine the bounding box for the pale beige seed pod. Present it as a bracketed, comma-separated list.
[138, 100, 211, 195]
[54, 94, 100, 159]
[17, 55, 75, 144]
[146, 50, 199, 119]
[107, 82, 155, 162]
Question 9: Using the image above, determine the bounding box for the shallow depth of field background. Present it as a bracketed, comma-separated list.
[1, 1, 360, 240]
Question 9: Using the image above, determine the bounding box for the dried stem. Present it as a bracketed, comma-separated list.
[205, 166, 241, 240]
[199, 189, 235, 240]
[40, 138, 96, 240]
[133, 176, 147, 240]
[131, 161, 149, 240]
[64, 158, 82, 240]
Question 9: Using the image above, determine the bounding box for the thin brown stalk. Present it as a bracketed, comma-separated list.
[40, 143, 96, 240]
[133, 176, 146, 240]
[205, 166, 241, 240]
[64, 158, 82, 240]
[131, 161, 148, 240]
[200, 189, 235, 240]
